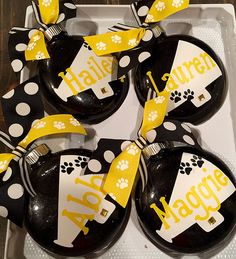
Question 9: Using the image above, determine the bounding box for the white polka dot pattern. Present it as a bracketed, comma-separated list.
[181, 123, 192, 133]
[146, 130, 157, 143]
[183, 135, 195, 145]
[137, 6, 149, 17]
[15, 43, 27, 52]
[104, 150, 115, 163]
[7, 184, 24, 200]
[28, 29, 38, 39]
[57, 13, 65, 24]
[138, 52, 151, 63]
[121, 141, 132, 151]
[11, 59, 23, 72]
[8, 124, 24, 138]
[2, 89, 15, 99]
[64, 2, 76, 9]
[1, 77, 44, 145]
[88, 159, 102, 173]
[2, 167, 12, 182]
[119, 56, 131, 68]
[24, 82, 39, 95]
[163, 122, 177, 131]
[142, 30, 153, 42]
[16, 103, 31, 116]
[0, 206, 8, 218]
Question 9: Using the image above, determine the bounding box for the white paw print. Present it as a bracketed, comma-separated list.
[96, 42, 107, 51]
[0, 160, 7, 170]
[148, 111, 158, 122]
[117, 160, 129, 171]
[116, 178, 129, 189]
[33, 121, 46, 129]
[154, 96, 166, 104]
[70, 117, 80, 127]
[32, 35, 41, 42]
[54, 121, 66, 130]
[126, 145, 139, 156]
[27, 42, 36, 51]
[111, 35, 122, 44]
[35, 51, 45, 60]
[42, 0, 52, 7]
[128, 38, 138, 47]
[109, 193, 117, 201]
[172, 0, 184, 8]
[146, 14, 155, 23]
[156, 1, 166, 11]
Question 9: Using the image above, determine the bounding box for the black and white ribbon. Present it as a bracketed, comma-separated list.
[0, 131, 35, 226]
[85, 119, 201, 195]
[8, 0, 77, 73]
[108, 0, 164, 78]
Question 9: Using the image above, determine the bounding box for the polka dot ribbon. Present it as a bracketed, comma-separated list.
[84, 0, 189, 78]
[102, 90, 168, 207]
[1, 77, 45, 146]
[93, 78, 197, 207]
[0, 114, 86, 174]
[8, 0, 77, 73]
[0, 114, 86, 226]
[101, 58, 204, 208]
[85, 120, 201, 208]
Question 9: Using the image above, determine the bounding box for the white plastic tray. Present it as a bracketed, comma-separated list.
[4, 4, 236, 259]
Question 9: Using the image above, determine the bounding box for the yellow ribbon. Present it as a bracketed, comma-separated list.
[25, 31, 50, 61]
[84, 0, 189, 57]
[38, 0, 59, 25]
[84, 28, 146, 56]
[147, 0, 189, 23]
[25, 0, 60, 61]
[85, 1, 190, 207]
[0, 114, 86, 174]
[104, 87, 170, 208]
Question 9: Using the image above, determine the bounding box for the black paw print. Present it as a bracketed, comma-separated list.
[191, 155, 204, 168]
[170, 91, 182, 103]
[183, 89, 194, 101]
[75, 156, 88, 169]
[61, 162, 75, 175]
[179, 162, 192, 175]
[84, 42, 92, 51]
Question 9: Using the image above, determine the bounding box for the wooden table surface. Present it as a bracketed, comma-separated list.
[0, 0, 235, 258]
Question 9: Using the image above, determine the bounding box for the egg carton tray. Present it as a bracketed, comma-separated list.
[4, 4, 236, 259]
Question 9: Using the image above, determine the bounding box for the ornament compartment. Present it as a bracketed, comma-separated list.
[5, 4, 236, 259]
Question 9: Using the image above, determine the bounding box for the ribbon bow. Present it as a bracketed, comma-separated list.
[84, 0, 189, 78]
[4, 0, 77, 145]
[0, 114, 86, 226]
[103, 110, 200, 208]
[84, 119, 201, 208]
[78, 71, 197, 208]
[85, 10, 197, 206]
[8, 0, 77, 73]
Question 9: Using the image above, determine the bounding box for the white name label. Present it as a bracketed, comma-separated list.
[54, 155, 115, 248]
[150, 153, 235, 243]
[54, 45, 117, 102]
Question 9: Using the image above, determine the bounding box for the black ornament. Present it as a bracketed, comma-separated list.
[135, 35, 227, 124]
[25, 148, 131, 257]
[135, 146, 236, 257]
[39, 32, 129, 124]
